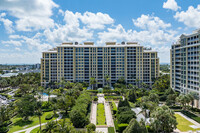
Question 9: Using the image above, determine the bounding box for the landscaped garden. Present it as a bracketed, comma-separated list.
[97, 103, 106, 125]
[175, 113, 200, 132]
[8, 111, 58, 133]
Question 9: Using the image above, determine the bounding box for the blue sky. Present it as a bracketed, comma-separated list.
[0, 0, 199, 64]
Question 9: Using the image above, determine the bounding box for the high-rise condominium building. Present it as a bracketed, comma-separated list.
[171, 29, 200, 95]
[41, 42, 159, 88]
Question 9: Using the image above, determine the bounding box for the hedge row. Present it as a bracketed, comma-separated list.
[111, 101, 117, 114]
[105, 96, 122, 100]
[45, 113, 54, 120]
[108, 127, 115, 133]
[181, 110, 200, 123]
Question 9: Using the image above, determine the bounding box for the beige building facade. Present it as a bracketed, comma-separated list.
[41, 42, 159, 88]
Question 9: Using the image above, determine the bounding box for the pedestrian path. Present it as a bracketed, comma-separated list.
[13, 113, 62, 133]
[104, 101, 114, 127]
[90, 102, 97, 125]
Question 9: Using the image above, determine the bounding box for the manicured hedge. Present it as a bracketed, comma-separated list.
[114, 120, 119, 131]
[45, 113, 54, 120]
[105, 96, 122, 100]
[108, 127, 115, 133]
[118, 123, 128, 133]
[181, 110, 200, 123]
[111, 101, 117, 114]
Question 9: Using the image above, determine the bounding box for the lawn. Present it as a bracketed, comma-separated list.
[30, 118, 70, 133]
[8, 111, 58, 133]
[175, 113, 200, 132]
[97, 103, 106, 125]
[108, 127, 115, 133]
[30, 125, 45, 133]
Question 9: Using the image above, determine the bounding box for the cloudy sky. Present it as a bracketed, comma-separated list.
[0, 0, 199, 64]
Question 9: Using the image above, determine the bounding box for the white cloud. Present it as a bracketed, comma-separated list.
[98, 15, 177, 63]
[79, 11, 114, 29]
[98, 15, 176, 45]
[133, 14, 171, 31]
[0, 0, 58, 31]
[64, 10, 114, 29]
[58, 9, 64, 16]
[0, 13, 14, 33]
[163, 0, 181, 11]
[174, 5, 200, 28]
[9, 35, 21, 39]
[15, 47, 21, 51]
[2, 40, 22, 46]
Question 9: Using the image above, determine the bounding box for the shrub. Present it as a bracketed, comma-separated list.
[86, 123, 96, 133]
[45, 113, 54, 120]
[93, 96, 98, 101]
[146, 125, 154, 133]
[42, 108, 53, 112]
[118, 99, 130, 110]
[2, 120, 12, 126]
[117, 111, 136, 124]
[111, 101, 117, 115]
[0, 126, 9, 133]
[105, 96, 123, 100]
[118, 123, 128, 133]
[181, 110, 200, 123]
[114, 120, 119, 131]
[42, 101, 51, 109]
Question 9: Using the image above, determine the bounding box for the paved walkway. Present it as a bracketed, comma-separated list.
[90, 102, 97, 125]
[104, 101, 114, 127]
[13, 113, 62, 133]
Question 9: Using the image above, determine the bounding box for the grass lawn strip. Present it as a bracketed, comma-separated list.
[8, 111, 58, 133]
[97, 103, 106, 125]
[175, 114, 200, 132]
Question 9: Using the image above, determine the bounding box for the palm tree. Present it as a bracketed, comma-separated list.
[188, 92, 198, 109]
[90, 77, 96, 90]
[51, 98, 58, 123]
[135, 78, 140, 88]
[56, 119, 75, 133]
[45, 88, 51, 104]
[104, 75, 110, 86]
[35, 101, 43, 131]
[42, 121, 57, 133]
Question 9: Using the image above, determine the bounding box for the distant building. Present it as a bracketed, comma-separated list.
[170, 29, 200, 97]
[41, 42, 160, 87]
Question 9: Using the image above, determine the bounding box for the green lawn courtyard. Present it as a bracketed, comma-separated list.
[8, 111, 58, 133]
[175, 113, 200, 132]
[97, 103, 106, 125]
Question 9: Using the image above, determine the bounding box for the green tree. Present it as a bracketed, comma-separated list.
[104, 75, 111, 86]
[15, 95, 36, 121]
[58, 95, 75, 114]
[128, 89, 137, 103]
[148, 93, 159, 104]
[86, 123, 96, 133]
[55, 119, 75, 133]
[150, 105, 177, 133]
[35, 101, 43, 131]
[42, 121, 57, 133]
[90, 77, 96, 90]
[123, 118, 147, 133]
[152, 74, 170, 92]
